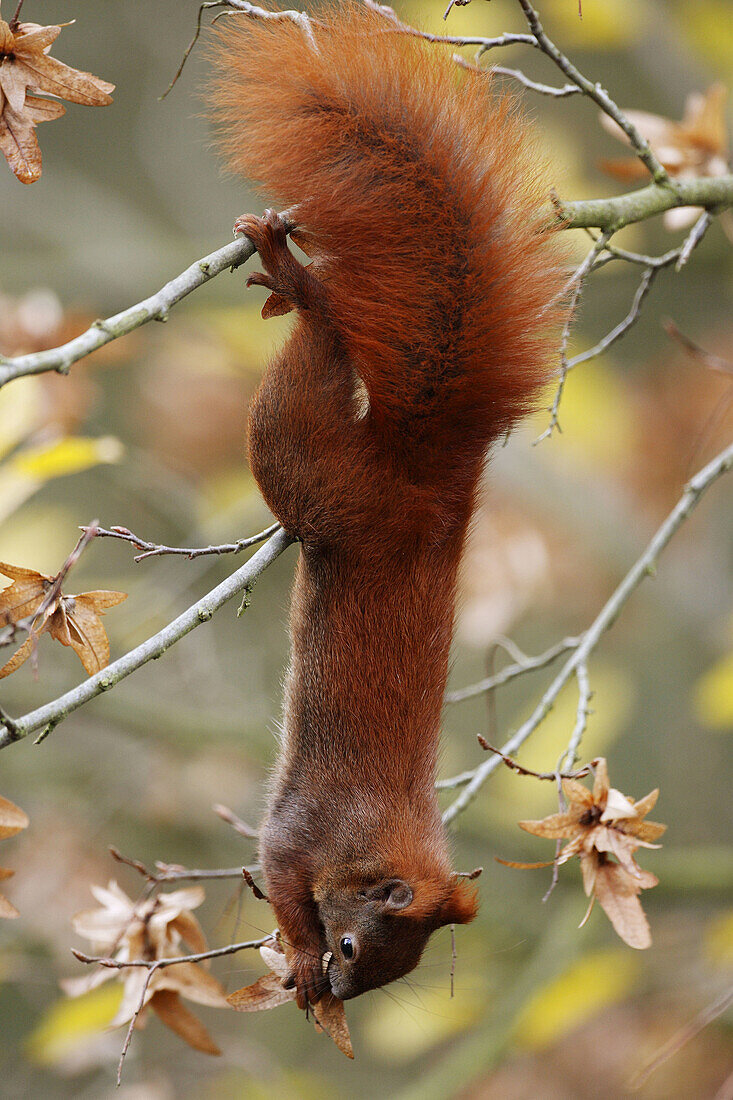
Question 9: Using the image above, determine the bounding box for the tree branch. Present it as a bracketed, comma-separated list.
[0, 528, 293, 750]
[555, 176, 733, 231]
[0, 225, 288, 390]
[442, 439, 733, 824]
[445, 637, 580, 703]
[72, 936, 271, 971]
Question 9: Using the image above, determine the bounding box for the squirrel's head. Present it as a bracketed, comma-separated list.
[317, 874, 478, 1000]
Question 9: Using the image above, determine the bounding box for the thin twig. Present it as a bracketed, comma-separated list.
[562, 662, 592, 771]
[0, 224, 291, 389]
[535, 234, 610, 442]
[446, 637, 580, 703]
[86, 522, 280, 562]
[213, 803, 259, 840]
[72, 936, 270, 971]
[476, 738, 595, 782]
[443, 438, 733, 824]
[676, 211, 713, 272]
[117, 964, 158, 1086]
[30, 523, 99, 632]
[163, 0, 317, 96]
[490, 65, 581, 97]
[542, 774, 567, 902]
[566, 266, 657, 371]
[629, 985, 733, 1091]
[512, 0, 670, 185]
[0, 704, 19, 738]
[9, 0, 24, 28]
[109, 846, 257, 884]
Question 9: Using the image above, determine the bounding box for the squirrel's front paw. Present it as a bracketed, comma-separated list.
[234, 209, 306, 318]
[282, 948, 330, 1010]
[233, 209, 288, 264]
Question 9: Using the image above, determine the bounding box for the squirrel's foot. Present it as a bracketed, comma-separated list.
[235, 209, 310, 319]
[282, 948, 331, 1011]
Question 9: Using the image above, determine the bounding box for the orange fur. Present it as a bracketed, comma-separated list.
[207, 3, 566, 1009]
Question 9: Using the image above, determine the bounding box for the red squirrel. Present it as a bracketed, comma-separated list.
[208, 3, 566, 1009]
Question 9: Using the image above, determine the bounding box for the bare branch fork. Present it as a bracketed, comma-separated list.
[86, 521, 281, 562]
[442, 439, 733, 824]
[108, 846, 258, 884]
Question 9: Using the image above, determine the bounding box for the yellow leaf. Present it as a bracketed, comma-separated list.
[11, 435, 123, 480]
[26, 984, 123, 1066]
[150, 989, 221, 1056]
[0, 437, 124, 524]
[513, 949, 639, 1050]
[694, 652, 733, 730]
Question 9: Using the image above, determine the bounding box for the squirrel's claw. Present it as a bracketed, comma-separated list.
[283, 951, 330, 1010]
[237, 209, 310, 318]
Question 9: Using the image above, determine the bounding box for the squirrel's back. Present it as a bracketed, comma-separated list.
[208, 3, 566, 455]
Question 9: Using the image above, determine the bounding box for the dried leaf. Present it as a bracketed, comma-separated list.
[227, 936, 353, 1056]
[593, 861, 651, 949]
[0, 16, 113, 184]
[504, 758, 664, 949]
[0, 794, 30, 838]
[156, 962, 228, 1008]
[495, 857, 557, 870]
[260, 941, 289, 978]
[312, 992, 354, 1059]
[149, 990, 221, 1056]
[227, 972, 296, 1012]
[67, 879, 227, 1052]
[601, 787, 637, 821]
[0, 891, 20, 918]
[592, 758, 610, 804]
[631, 820, 666, 843]
[632, 788, 659, 817]
[561, 778, 594, 807]
[0, 96, 42, 183]
[0, 793, 28, 918]
[518, 812, 579, 839]
[0, 560, 126, 679]
[169, 910, 208, 956]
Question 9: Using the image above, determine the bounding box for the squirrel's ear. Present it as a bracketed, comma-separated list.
[367, 879, 413, 911]
[439, 880, 479, 927]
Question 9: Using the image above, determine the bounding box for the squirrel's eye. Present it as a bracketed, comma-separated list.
[340, 936, 354, 959]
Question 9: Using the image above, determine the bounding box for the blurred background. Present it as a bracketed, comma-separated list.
[0, 0, 731, 1096]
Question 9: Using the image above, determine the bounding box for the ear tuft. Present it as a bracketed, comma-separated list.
[368, 878, 414, 911]
[439, 880, 479, 927]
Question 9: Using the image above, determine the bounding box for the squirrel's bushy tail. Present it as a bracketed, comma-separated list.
[207, 4, 567, 447]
